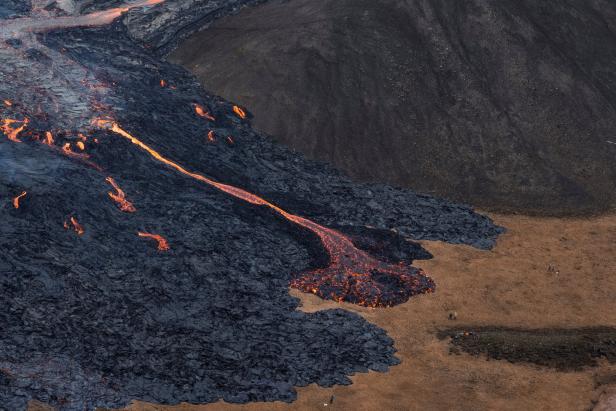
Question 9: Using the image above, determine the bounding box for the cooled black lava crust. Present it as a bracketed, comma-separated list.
[0, 2, 502, 409]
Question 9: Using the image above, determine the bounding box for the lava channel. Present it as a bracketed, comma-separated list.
[138, 232, 170, 251]
[94, 119, 435, 307]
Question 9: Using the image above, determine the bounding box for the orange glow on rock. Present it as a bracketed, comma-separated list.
[3, 100, 12, 107]
[138, 232, 169, 251]
[105, 176, 136, 212]
[232, 105, 246, 119]
[64, 216, 85, 236]
[43, 131, 54, 146]
[207, 130, 215, 142]
[62, 142, 90, 160]
[193, 104, 216, 121]
[1, 118, 29, 142]
[12, 191, 26, 209]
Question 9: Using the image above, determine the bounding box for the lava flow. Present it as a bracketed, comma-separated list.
[193, 104, 216, 121]
[62, 143, 89, 159]
[64, 217, 85, 236]
[95, 119, 434, 307]
[138, 232, 170, 251]
[1, 118, 29, 142]
[232, 105, 246, 119]
[106, 177, 136, 212]
[12, 192, 27, 209]
[43, 131, 54, 146]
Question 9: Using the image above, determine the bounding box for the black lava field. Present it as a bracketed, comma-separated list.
[0, 1, 503, 409]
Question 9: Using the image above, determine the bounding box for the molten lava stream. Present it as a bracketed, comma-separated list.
[94, 120, 434, 307]
[64, 217, 84, 236]
[193, 104, 216, 121]
[43, 131, 54, 146]
[138, 232, 169, 251]
[106, 177, 136, 212]
[1, 118, 29, 142]
[232, 105, 246, 119]
[12, 191, 26, 209]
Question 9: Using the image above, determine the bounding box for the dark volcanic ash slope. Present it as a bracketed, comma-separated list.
[170, 0, 616, 215]
[0, 1, 501, 410]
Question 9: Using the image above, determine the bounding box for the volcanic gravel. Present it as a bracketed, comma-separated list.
[440, 327, 616, 370]
[0, 1, 503, 409]
[170, 0, 616, 215]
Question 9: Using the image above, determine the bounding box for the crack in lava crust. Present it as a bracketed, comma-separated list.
[96, 120, 435, 307]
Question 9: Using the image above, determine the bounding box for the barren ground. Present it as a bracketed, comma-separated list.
[169, 0, 616, 215]
[73, 212, 616, 411]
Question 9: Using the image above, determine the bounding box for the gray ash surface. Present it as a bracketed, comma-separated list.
[0, 1, 502, 409]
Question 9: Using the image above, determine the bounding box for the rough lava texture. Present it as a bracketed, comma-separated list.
[170, 0, 616, 215]
[0, 0, 31, 18]
[0, 1, 502, 410]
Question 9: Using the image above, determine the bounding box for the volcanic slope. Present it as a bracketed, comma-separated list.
[1, 1, 501, 410]
[170, 0, 616, 215]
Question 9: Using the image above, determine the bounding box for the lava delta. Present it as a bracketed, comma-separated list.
[0, 1, 503, 410]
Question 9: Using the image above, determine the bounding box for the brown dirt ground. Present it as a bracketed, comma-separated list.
[30, 213, 616, 411]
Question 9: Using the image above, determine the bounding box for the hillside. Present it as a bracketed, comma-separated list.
[170, 0, 616, 214]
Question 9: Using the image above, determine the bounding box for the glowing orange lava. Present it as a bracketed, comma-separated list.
[3, 100, 12, 107]
[64, 216, 85, 236]
[62, 142, 90, 160]
[232, 105, 246, 119]
[12, 191, 26, 209]
[76, 141, 85, 151]
[1, 118, 29, 142]
[193, 104, 215, 121]
[160, 80, 167, 87]
[138, 232, 170, 251]
[43, 131, 54, 146]
[207, 130, 215, 142]
[94, 119, 434, 306]
[105, 176, 136, 212]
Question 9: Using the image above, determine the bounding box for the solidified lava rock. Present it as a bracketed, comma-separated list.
[169, 0, 616, 215]
[0, 0, 30, 18]
[0, 2, 503, 410]
[439, 327, 616, 370]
